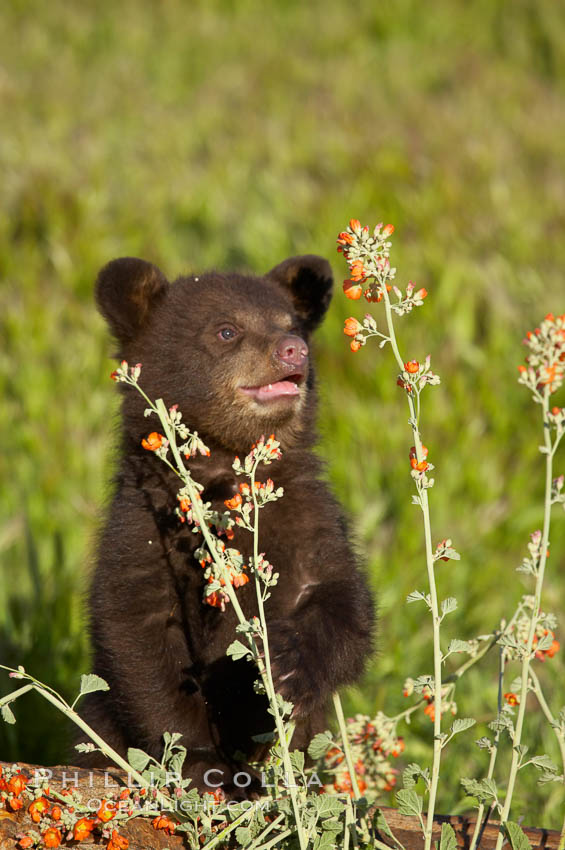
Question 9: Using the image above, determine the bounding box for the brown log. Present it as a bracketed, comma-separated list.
[0, 762, 562, 849]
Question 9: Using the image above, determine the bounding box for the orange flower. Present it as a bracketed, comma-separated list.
[337, 231, 354, 248]
[404, 360, 419, 374]
[518, 365, 527, 374]
[349, 259, 366, 282]
[179, 497, 191, 512]
[17, 837, 34, 849]
[324, 747, 344, 766]
[539, 363, 558, 386]
[382, 223, 395, 238]
[205, 591, 226, 609]
[29, 796, 50, 823]
[349, 219, 362, 232]
[343, 280, 363, 300]
[7, 774, 28, 796]
[224, 493, 243, 509]
[232, 572, 249, 588]
[350, 339, 362, 353]
[410, 458, 429, 472]
[42, 828, 62, 848]
[333, 771, 367, 797]
[74, 818, 95, 841]
[107, 829, 130, 850]
[51, 806, 62, 821]
[152, 815, 176, 835]
[546, 639, 560, 658]
[343, 317, 362, 337]
[413, 288, 428, 300]
[504, 692, 520, 706]
[364, 289, 382, 303]
[97, 799, 116, 823]
[409, 445, 429, 472]
[552, 407, 561, 416]
[424, 701, 435, 721]
[8, 796, 24, 811]
[141, 432, 164, 451]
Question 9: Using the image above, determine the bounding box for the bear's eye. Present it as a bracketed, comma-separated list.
[218, 325, 238, 341]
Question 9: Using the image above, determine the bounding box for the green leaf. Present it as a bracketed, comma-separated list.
[236, 827, 252, 847]
[321, 819, 344, 834]
[314, 832, 337, 850]
[252, 731, 276, 744]
[460, 777, 497, 804]
[403, 763, 430, 790]
[373, 809, 396, 841]
[528, 754, 559, 772]
[315, 796, 345, 817]
[406, 590, 430, 605]
[79, 674, 110, 696]
[447, 639, 474, 654]
[127, 747, 151, 771]
[163, 731, 183, 747]
[439, 822, 457, 850]
[506, 822, 532, 850]
[489, 712, 514, 734]
[290, 750, 305, 774]
[1, 703, 16, 724]
[535, 632, 554, 652]
[308, 731, 334, 760]
[168, 748, 187, 776]
[396, 788, 423, 817]
[412, 675, 434, 693]
[538, 770, 563, 784]
[226, 640, 252, 661]
[450, 718, 476, 736]
[441, 597, 458, 616]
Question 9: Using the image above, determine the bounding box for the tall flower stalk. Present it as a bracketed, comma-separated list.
[111, 368, 309, 849]
[492, 316, 565, 847]
[339, 219, 450, 849]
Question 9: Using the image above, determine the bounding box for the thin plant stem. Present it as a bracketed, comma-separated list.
[0, 669, 175, 814]
[494, 388, 554, 847]
[0, 682, 34, 705]
[153, 398, 307, 850]
[246, 813, 286, 850]
[333, 691, 362, 801]
[529, 666, 565, 847]
[381, 284, 443, 850]
[469, 648, 505, 850]
[250, 461, 308, 850]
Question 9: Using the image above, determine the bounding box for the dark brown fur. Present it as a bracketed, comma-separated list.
[78, 255, 375, 793]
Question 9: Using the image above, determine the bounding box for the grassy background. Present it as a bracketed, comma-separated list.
[2, 0, 565, 827]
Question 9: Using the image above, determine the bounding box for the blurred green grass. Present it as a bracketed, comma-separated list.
[2, 0, 565, 826]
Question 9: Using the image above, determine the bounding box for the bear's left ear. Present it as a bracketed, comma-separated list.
[267, 255, 333, 332]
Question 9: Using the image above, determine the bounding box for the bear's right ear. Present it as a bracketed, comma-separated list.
[95, 257, 170, 345]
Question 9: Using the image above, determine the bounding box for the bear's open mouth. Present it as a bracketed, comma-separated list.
[240, 373, 304, 403]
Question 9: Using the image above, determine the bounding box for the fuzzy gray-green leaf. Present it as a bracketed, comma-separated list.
[506, 821, 532, 850]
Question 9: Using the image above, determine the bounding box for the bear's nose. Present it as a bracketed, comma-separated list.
[275, 335, 309, 369]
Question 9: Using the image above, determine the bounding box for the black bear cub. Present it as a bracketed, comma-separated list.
[80, 254, 374, 792]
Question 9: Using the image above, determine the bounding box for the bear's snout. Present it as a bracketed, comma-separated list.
[275, 334, 309, 370]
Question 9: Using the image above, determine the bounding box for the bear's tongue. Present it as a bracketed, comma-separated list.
[242, 379, 300, 402]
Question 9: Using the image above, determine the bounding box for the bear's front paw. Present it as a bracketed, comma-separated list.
[267, 619, 318, 715]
